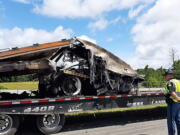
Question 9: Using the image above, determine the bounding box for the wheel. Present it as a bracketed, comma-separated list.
[36, 114, 65, 135]
[61, 76, 82, 96]
[0, 114, 19, 135]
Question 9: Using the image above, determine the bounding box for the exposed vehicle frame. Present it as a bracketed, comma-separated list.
[0, 38, 143, 98]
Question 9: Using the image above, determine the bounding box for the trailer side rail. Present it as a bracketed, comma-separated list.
[0, 92, 165, 115]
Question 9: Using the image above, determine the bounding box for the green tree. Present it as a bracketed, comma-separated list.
[0, 74, 35, 82]
[173, 60, 180, 79]
[137, 65, 166, 88]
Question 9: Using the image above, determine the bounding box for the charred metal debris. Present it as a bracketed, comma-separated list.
[0, 38, 144, 98]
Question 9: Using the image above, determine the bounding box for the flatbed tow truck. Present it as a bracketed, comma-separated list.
[0, 39, 165, 135]
[0, 90, 165, 135]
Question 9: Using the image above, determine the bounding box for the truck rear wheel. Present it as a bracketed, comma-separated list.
[36, 114, 65, 135]
[0, 114, 19, 135]
[61, 76, 82, 96]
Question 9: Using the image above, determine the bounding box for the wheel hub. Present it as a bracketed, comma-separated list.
[0, 119, 6, 127]
[0, 115, 12, 132]
[46, 115, 54, 123]
[62, 76, 82, 96]
[43, 114, 58, 128]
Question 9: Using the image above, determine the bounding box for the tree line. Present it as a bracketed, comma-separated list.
[0, 75, 35, 82]
[137, 60, 180, 87]
[137, 65, 166, 87]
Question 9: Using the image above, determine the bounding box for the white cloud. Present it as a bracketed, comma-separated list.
[33, 0, 146, 19]
[78, 35, 96, 44]
[128, 4, 146, 19]
[88, 18, 109, 31]
[131, 0, 180, 69]
[88, 17, 122, 31]
[0, 26, 73, 49]
[128, 0, 155, 19]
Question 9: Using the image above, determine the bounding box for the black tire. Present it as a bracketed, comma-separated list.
[61, 76, 82, 96]
[36, 114, 65, 135]
[0, 115, 19, 135]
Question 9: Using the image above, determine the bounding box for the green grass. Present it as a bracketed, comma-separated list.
[0, 82, 38, 90]
[0, 85, 8, 89]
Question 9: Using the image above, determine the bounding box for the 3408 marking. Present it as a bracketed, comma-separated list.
[24, 106, 55, 113]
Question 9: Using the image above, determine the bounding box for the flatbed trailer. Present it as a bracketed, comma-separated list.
[0, 92, 165, 135]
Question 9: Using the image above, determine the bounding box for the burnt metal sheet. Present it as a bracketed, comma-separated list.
[0, 38, 139, 78]
[76, 38, 137, 77]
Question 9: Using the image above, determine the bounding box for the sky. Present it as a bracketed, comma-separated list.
[0, 0, 179, 69]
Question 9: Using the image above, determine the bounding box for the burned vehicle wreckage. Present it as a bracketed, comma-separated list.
[0, 38, 143, 98]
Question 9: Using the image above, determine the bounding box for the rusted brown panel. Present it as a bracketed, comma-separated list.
[0, 49, 56, 62]
[0, 40, 71, 61]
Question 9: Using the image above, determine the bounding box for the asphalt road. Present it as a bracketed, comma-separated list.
[15, 107, 168, 135]
[59, 119, 167, 135]
[16, 118, 167, 135]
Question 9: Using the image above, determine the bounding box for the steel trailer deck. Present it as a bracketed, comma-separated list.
[0, 92, 166, 135]
[0, 92, 165, 114]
